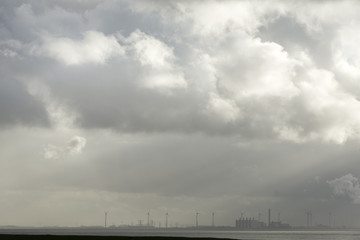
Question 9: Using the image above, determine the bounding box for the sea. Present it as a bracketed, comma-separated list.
[1, 228, 360, 240]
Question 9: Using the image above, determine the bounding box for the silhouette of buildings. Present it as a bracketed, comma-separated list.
[235, 217, 266, 229]
[235, 209, 291, 230]
[268, 221, 291, 229]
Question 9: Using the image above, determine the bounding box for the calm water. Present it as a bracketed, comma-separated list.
[179, 230, 360, 240]
[117, 230, 360, 240]
[1, 229, 360, 240]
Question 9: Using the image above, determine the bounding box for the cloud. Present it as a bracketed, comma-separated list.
[126, 29, 175, 69]
[333, 24, 360, 81]
[0, 77, 49, 128]
[124, 30, 187, 90]
[214, 32, 299, 100]
[43, 135, 86, 159]
[2, 0, 360, 145]
[26, 81, 78, 130]
[0, 39, 23, 58]
[66, 135, 87, 154]
[327, 174, 360, 203]
[206, 93, 240, 123]
[40, 31, 125, 65]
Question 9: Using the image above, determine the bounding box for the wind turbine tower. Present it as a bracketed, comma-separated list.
[306, 211, 313, 228]
[105, 212, 108, 229]
[196, 212, 200, 228]
[165, 213, 169, 230]
[212, 212, 215, 227]
[147, 212, 150, 227]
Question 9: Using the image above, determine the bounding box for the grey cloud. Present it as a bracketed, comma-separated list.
[0, 2, 85, 42]
[84, 1, 166, 36]
[40, 135, 343, 198]
[1, 0, 359, 146]
[327, 174, 360, 203]
[39, 30, 125, 65]
[43, 135, 86, 159]
[0, 76, 49, 128]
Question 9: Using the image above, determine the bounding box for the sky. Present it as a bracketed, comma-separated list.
[1, 0, 360, 228]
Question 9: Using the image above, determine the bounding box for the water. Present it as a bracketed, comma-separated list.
[121, 230, 360, 240]
[1, 228, 360, 240]
[181, 231, 360, 240]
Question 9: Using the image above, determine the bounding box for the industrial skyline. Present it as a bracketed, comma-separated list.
[85, 208, 350, 230]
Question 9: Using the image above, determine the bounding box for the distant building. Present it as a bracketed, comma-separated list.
[269, 221, 291, 229]
[267, 208, 291, 229]
[235, 218, 266, 229]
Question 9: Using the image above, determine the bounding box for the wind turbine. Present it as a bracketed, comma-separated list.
[165, 212, 169, 230]
[212, 212, 215, 227]
[196, 211, 200, 228]
[147, 212, 150, 227]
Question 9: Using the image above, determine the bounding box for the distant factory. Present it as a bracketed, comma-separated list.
[235, 208, 291, 230]
[235, 218, 266, 229]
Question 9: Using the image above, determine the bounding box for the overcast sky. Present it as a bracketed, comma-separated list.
[2, 0, 360, 228]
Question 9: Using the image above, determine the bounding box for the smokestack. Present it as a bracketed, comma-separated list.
[268, 208, 271, 227]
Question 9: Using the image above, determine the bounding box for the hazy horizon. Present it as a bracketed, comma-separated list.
[1, 0, 360, 228]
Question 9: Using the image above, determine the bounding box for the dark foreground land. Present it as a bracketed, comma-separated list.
[0, 235, 232, 240]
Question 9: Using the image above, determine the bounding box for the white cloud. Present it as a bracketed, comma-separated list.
[66, 135, 87, 155]
[295, 68, 360, 144]
[206, 93, 240, 123]
[26, 81, 78, 130]
[40, 31, 124, 65]
[157, 1, 276, 37]
[124, 30, 187, 91]
[333, 24, 360, 80]
[141, 71, 187, 91]
[292, 1, 360, 34]
[18, 1, 360, 145]
[327, 174, 360, 203]
[214, 33, 299, 100]
[126, 29, 175, 69]
[274, 126, 305, 143]
[42, 144, 63, 160]
[43, 135, 86, 160]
